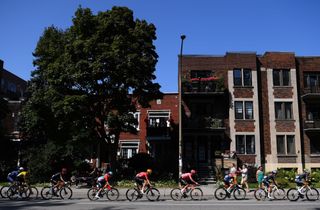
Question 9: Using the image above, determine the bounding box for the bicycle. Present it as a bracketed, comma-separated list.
[214, 184, 246, 200]
[87, 184, 119, 201]
[41, 182, 73, 200]
[6, 183, 31, 200]
[287, 181, 319, 201]
[170, 184, 203, 201]
[126, 183, 160, 201]
[254, 184, 286, 200]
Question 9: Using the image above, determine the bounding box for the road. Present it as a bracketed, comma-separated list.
[1, 198, 320, 210]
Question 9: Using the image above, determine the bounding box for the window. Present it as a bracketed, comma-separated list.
[304, 73, 320, 92]
[233, 68, 252, 86]
[276, 135, 296, 155]
[273, 69, 290, 86]
[275, 102, 292, 120]
[133, 112, 140, 130]
[310, 138, 320, 154]
[119, 141, 139, 159]
[148, 111, 170, 127]
[235, 101, 253, 119]
[236, 135, 255, 154]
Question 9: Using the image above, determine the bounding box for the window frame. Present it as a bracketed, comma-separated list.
[276, 135, 296, 155]
[273, 69, 291, 87]
[275, 102, 293, 120]
[236, 135, 255, 155]
[233, 68, 252, 87]
[235, 101, 254, 120]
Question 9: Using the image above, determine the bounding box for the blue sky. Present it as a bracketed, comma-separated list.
[1, 0, 319, 92]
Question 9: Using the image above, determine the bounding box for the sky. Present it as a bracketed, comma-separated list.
[1, 0, 320, 92]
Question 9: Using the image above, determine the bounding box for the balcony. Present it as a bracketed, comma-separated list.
[183, 116, 225, 131]
[302, 86, 320, 101]
[146, 126, 171, 141]
[182, 77, 225, 95]
[304, 120, 320, 132]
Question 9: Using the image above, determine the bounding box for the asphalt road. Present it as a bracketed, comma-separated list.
[1, 198, 320, 210]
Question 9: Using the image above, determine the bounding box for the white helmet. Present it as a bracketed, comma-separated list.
[19, 167, 24, 171]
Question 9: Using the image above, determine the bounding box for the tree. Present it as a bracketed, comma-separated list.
[20, 6, 162, 178]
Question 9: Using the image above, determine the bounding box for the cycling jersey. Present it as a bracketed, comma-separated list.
[181, 173, 192, 181]
[7, 170, 19, 183]
[51, 172, 66, 182]
[224, 175, 234, 183]
[262, 174, 275, 188]
[17, 171, 28, 183]
[295, 172, 308, 186]
[136, 172, 148, 180]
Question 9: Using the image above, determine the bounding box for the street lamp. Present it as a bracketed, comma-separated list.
[178, 35, 186, 176]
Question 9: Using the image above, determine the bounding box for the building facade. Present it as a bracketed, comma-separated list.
[179, 52, 320, 178]
[0, 59, 27, 141]
[118, 93, 179, 173]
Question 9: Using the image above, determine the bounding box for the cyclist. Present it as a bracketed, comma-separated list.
[262, 170, 278, 199]
[223, 173, 235, 192]
[135, 169, 152, 194]
[295, 169, 310, 194]
[95, 171, 113, 199]
[7, 167, 21, 184]
[16, 167, 28, 185]
[51, 168, 68, 190]
[179, 170, 199, 194]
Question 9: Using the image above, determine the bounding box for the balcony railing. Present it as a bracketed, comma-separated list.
[146, 127, 171, 138]
[304, 120, 320, 130]
[182, 77, 225, 93]
[303, 86, 320, 94]
[183, 116, 225, 130]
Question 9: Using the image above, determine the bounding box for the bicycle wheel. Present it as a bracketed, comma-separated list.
[190, 188, 203, 200]
[214, 187, 227, 200]
[28, 187, 39, 200]
[41, 187, 54, 200]
[126, 188, 140, 201]
[170, 188, 183, 201]
[0, 186, 10, 198]
[7, 186, 19, 200]
[233, 187, 246, 200]
[87, 188, 99, 201]
[287, 188, 299, 201]
[306, 187, 319, 201]
[106, 187, 119, 201]
[146, 187, 160, 201]
[59, 186, 73, 199]
[273, 187, 286, 200]
[254, 188, 267, 200]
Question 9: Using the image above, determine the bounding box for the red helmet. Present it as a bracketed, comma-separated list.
[191, 169, 196, 175]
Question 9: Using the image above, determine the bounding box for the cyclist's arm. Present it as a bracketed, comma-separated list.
[145, 175, 151, 186]
[189, 174, 198, 185]
[60, 174, 66, 183]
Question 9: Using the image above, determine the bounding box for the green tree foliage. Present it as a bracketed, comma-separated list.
[20, 6, 162, 181]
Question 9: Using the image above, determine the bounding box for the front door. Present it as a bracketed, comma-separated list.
[197, 137, 208, 163]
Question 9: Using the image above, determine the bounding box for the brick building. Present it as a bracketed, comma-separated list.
[179, 52, 320, 178]
[0, 59, 27, 141]
[118, 93, 179, 173]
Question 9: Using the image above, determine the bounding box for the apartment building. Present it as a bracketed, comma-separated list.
[118, 93, 179, 173]
[0, 59, 27, 141]
[179, 52, 320, 178]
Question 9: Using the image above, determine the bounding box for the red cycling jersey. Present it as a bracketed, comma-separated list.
[104, 174, 111, 182]
[136, 172, 148, 180]
[181, 173, 192, 180]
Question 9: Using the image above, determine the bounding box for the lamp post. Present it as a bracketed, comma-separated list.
[178, 35, 186, 176]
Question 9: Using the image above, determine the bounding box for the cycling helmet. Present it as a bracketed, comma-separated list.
[19, 167, 24, 171]
[191, 169, 197, 175]
[108, 171, 113, 176]
[147, 169, 152, 174]
[272, 170, 277, 174]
